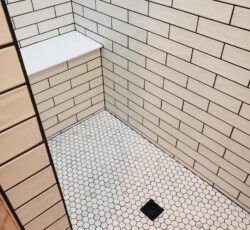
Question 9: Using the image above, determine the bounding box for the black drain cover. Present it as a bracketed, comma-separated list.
[140, 199, 164, 221]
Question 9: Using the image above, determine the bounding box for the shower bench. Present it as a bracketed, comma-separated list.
[20, 31, 104, 138]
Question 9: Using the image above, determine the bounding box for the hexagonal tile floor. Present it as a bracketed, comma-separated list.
[49, 111, 250, 230]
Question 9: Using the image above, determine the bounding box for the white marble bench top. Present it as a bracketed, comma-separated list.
[21, 31, 102, 75]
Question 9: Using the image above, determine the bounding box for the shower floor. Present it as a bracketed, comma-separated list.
[49, 111, 249, 230]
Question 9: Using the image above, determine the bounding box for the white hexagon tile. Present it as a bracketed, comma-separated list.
[48, 111, 250, 230]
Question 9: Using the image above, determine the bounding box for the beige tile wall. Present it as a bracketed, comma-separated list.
[73, 0, 250, 211]
[0, 2, 71, 229]
[29, 49, 104, 138]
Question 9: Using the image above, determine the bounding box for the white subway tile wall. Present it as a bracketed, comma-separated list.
[6, 0, 74, 47]
[29, 50, 104, 138]
[71, 0, 250, 211]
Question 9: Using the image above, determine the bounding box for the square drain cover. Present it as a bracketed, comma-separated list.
[140, 199, 164, 221]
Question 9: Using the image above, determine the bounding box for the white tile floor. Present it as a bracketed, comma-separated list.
[49, 111, 250, 230]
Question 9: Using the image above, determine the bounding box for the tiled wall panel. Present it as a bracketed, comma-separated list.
[6, 0, 74, 47]
[72, 0, 250, 211]
[29, 49, 104, 138]
[0, 2, 71, 229]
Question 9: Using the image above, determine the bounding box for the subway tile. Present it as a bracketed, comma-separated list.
[164, 79, 209, 111]
[173, 0, 233, 23]
[7, 0, 33, 17]
[35, 81, 71, 104]
[55, 2, 72, 16]
[112, 19, 147, 42]
[0, 46, 25, 92]
[54, 82, 89, 105]
[87, 57, 101, 70]
[240, 103, 250, 120]
[45, 116, 77, 137]
[116, 101, 143, 123]
[170, 26, 224, 57]
[222, 44, 250, 70]
[148, 32, 192, 61]
[129, 83, 161, 108]
[90, 76, 103, 88]
[167, 55, 216, 87]
[102, 58, 113, 71]
[160, 120, 198, 150]
[144, 119, 177, 146]
[129, 12, 169, 38]
[77, 101, 104, 120]
[15, 25, 39, 41]
[159, 137, 194, 167]
[37, 99, 54, 113]
[32, 0, 70, 10]
[43, 116, 58, 130]
[58, 99, 91, 121]
[238, 193, 250, 210]
[214, 76, 250, 103]
[84, 7, 111, 28]
[197, 18, 250, 50]
[0, 86, 34, 131]
[192, 50, 250, 87]
[106, 102, 128, 122]
[188, 78, 241, 113]
[0, 145, 49, 190]
[128, 101, 159, 125]
[114, 65, 144, 88]
[129, 38, 166, 64]
[71, 67, 101, 87]
[105, 86, 127, 105]
[183, 102, 232, 136]
[115, 84, 143, 106]
[224, 150, 250, 175]
[103, 68, 127, 88]
[74, 14, 97, 33]
[96, 0, 128, 22]
[102, 48, 128, 69]
[162, 101, 203, 132]
[40, 99, 74, 121]
[32, 79, 50, 94]
[199, 145, 247, 181]
[208, 102, 249, 135]
[180, 123, 225, 156]
[145, 82, 183, 109]
[194, 163, 239, 198]
[86, 30, 113, 50]
[146, 59, 187, 87]
[0, 118, 42, 165]
[29, 62, 68, 84]
[114, 43, 146, 67]
[112, 0, 148, 15]
[98, 25, 128, 46]
[74, 0, 95, 9]
[177, 142, 218, 173]
[231, 6, 250, 30]
[144, 101, 180, 129]
[49, 64, 87, 86]
[218, 168, 249, 197]
[75, 85, 103, 104]
[129, 117, 157, 142]
[203, 125, 250, 161]
[13, 8, 55, 28]
[231, 128, 250, 149]
[129, 62, 163, 87]
[149, 3, 198, 31]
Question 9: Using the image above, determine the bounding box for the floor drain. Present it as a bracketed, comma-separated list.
[140, 199, 164, 221]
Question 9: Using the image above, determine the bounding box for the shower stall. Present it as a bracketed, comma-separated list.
[0, 0, 249, 229]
